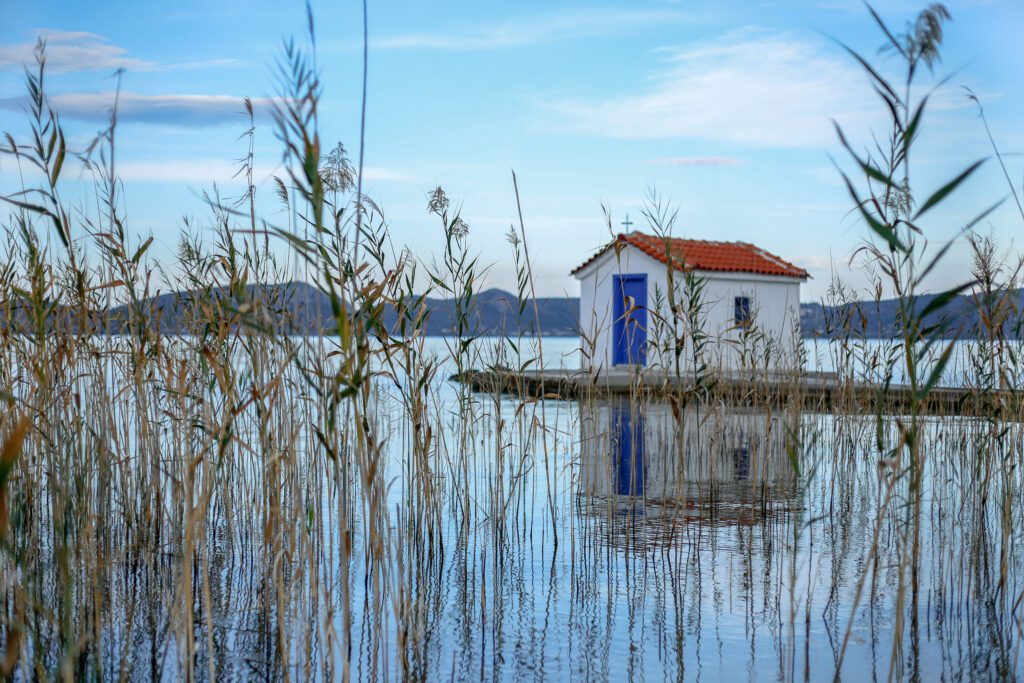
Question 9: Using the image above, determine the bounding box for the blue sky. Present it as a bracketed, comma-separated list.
[1, 0, 1021, 299]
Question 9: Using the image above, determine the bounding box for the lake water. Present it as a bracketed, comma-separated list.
[4, 335, 1022, 680]
[372, 337, 1019, 681]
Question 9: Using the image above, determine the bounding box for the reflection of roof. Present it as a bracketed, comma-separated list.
[570, 231, 810, 280]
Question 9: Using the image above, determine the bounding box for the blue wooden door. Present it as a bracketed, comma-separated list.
[614, 406, 645, 496]
[612, 274, 647, 366]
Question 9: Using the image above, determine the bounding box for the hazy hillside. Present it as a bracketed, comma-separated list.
[800, 290, 1024, 339]
[95, 282, 580, 337]
[4, 282, 1021, 339]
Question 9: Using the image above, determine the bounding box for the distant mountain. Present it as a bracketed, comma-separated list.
[95, 282, 580, 337]
[800, 290, 1024, 339]
[401, 288, 578, 337]
[3, 282, 1021, 339]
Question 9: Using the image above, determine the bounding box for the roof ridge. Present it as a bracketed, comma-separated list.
[572, 232, 809, 279]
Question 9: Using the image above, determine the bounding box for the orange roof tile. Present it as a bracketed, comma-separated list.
[570, 231, 809, 280]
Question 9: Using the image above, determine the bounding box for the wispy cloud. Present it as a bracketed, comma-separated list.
[0, 92, 272, 127]
[815, 0, 997, 13]
[646, 156, 744, 167]
[0, 30, 238, 74]
[0, 31, 154, 73]
[113, 160, 411, 184]
[112, 160, 275, 184]
[372, 8, 689, 51]
[360, 167, 413, 182]
[1, 156, 412, 186]
[793, 254, 843, 271]
[545, 30, 876, 147]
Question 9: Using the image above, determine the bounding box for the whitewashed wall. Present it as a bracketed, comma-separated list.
[575, 244, 803, 372]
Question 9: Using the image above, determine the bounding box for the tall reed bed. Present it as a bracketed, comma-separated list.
[0, 3, 1022, 681]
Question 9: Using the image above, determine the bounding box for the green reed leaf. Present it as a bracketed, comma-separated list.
[913, 159, 986, 220]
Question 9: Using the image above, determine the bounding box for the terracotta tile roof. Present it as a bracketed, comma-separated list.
[570, 231, 809, 280]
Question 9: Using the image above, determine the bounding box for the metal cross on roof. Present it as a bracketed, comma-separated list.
[621, 214, 634, 230]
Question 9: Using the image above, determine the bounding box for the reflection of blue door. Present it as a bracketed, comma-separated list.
[612, 274, 647, 366]
[614, 407, 645, 496]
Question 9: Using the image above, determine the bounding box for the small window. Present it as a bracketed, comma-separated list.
[732, 447, 750, 481]
[734, 296, 751, 327]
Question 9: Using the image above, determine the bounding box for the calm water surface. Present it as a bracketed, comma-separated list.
[10, 336, 1021, 681]
[329, 338, 1021, 680]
